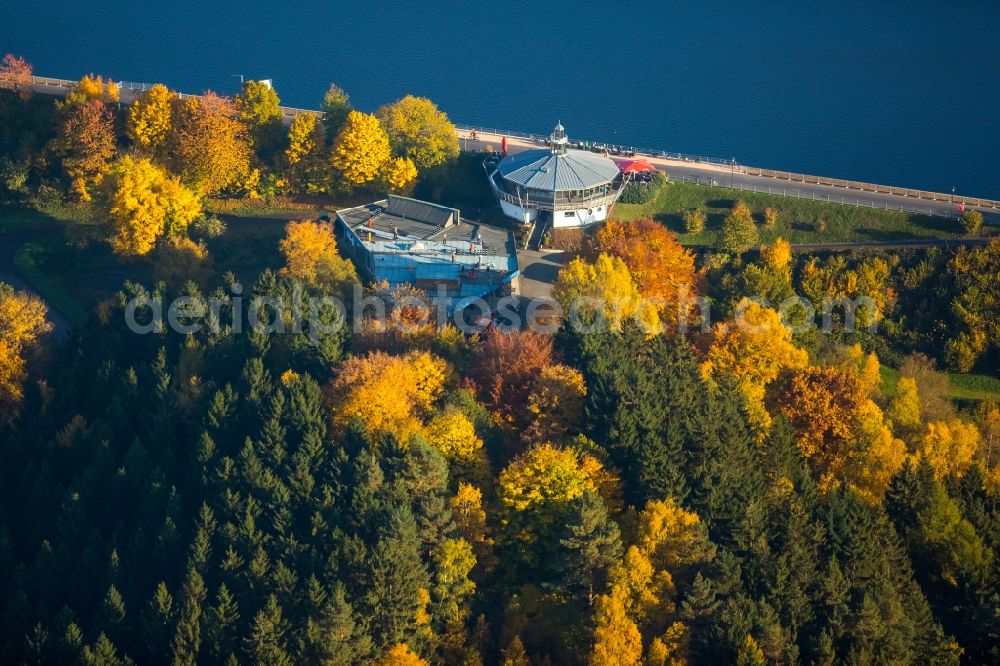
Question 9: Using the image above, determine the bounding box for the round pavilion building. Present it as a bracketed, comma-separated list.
[486, 123, 623, 228]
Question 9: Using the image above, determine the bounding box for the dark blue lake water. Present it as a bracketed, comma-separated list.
[5, 1, 999, 197]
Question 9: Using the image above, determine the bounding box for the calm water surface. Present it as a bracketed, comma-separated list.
[4, 1, 999, 197]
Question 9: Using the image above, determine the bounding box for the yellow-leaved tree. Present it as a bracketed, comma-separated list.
[284, 113, 320, 166]
[760, 237, 792, 272]
[498, 443, 616, 558]
[889, 376, 922, 435]
[373, 643, 428, 666]
[424, 406, 483, 461]
[278, 219, 358, 292]
[0, 284, 51, 416]
[126, 83, 176, 156]
[591, 499, 714, 665]
[376, 95, 459, 169]
[326, 350, 448, 444]
[102, 156, 202, 256]
[379, 156, 419, 193]
[916, 419, 982, 479]
[330, 109, 391, 188]
[553, 253, 660, 334]
[701, 299, 808, 434]
[719, 200, 759, 255]
[62, 74, 119, 107]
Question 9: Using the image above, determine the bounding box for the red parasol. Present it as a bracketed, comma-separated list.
[614, 158, 657, 174]
[501, 136, 508, 156]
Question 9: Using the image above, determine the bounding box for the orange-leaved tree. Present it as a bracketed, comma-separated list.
[470, 327, 553, 423]
[592, 219, 697, 329]
[59, 99, 117, 200]
[0, 53, 32, 96]
[773, 365, 904, 500]
[171, 92, 255, 196]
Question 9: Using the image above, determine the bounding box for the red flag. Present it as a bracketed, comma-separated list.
[501, 136, 508, 156]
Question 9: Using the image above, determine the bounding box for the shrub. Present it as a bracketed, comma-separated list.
[959, 209, 984, 235]
[618, 172, 665, 204]
[190, 214, 228, 239]
[720, 200, 758, 254]
[763, 206, 778, 230]
[683, 209, 706, 234]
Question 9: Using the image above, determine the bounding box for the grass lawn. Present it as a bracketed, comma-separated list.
[0, 206, 65, 232]
[880, 365, 1000, 405]
[613, 181, 994, 247]
[14, 239, 89, 327]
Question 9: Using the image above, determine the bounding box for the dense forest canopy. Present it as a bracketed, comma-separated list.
[1, 56, 999, 665]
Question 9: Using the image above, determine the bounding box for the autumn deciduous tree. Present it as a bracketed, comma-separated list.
[153, 236, 212, 287]
[470, 328, 553, 422]
[62, 74, 119, 107]
[889, 376, 922, 434]
[760, 237, 792, 272]
[171, 93, 254, 196]
[683, 209, 706, 234]
[524, 364, 586, 443]
[424, 407, 483, 461]
[278, 220, 358, 291]
[127, 83, 176, 156]
[959, 209, 983, 235]
[592, 219, 696, 328]
[376, 96, 459, 169]
[379, 156, 419, 193]
[59, 99, 117, 200]
[719, 200, 758, 255]
[102, 156, 201, 255]
[284, 113, 319, 167]
[373, 642, 428, 666]
[0, 53, 32, 96]
[498, 443, 610, 548]
[554, 254, 660, 334]
[235, 80, 282, 130]
[0, 284, 51, 414]
[331, 110, 391, 188]
[701, 299, 808, 433]
[916, 419, 981, 479]
[590, 498, 712, 664]
[326, 350, 448, 443]
[774, 366, 904, 497]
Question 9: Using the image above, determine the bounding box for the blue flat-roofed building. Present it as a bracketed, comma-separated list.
[334, 195, 519, 301]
